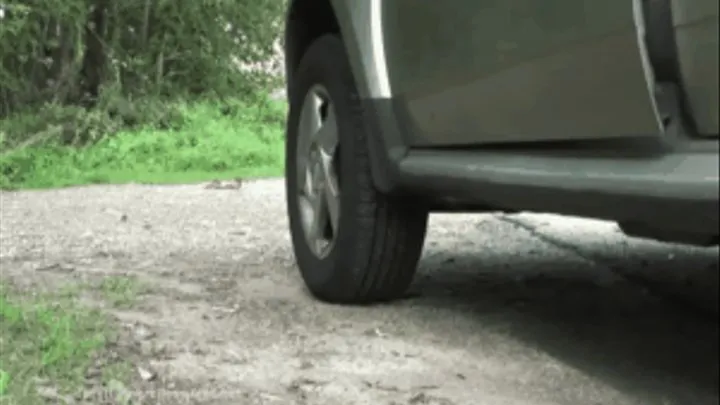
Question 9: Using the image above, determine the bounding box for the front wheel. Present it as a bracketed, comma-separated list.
[285, 35, 429, 304]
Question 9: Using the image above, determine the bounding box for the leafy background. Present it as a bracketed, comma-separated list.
[0, 0, 288, 188]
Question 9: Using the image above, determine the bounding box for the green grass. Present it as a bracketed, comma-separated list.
[0, 285, 112, 403]
[0, 98, 287, 190]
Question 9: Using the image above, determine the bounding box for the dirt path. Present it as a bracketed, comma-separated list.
[1, 180, 718, 405]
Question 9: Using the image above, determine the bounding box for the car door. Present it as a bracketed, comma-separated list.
[671, 0, 719, 137]
[381, 0, 665, 146]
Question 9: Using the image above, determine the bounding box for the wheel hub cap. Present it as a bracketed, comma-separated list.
[296, 85, 340, 258]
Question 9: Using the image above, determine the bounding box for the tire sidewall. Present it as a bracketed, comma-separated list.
[285, 35, 367, 295]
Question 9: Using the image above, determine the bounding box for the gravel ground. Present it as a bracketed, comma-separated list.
[0, 179, 718, 405]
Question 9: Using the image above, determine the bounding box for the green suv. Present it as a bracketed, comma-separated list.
[282, 0, 719, 304]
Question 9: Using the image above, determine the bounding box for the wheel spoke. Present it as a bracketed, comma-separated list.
[294, 85, 340, 258]
[306, 194, 328, 252]
[319, 151, 340, 234]
[323, 183, 340, 233]
[300, 165, 313, 196]
[297, 91, 322, 194]
[315, 103, 338, 153]
[317, 102, 340, 232]
[296, 155, 309, 196]
[299, 92, 323, 139]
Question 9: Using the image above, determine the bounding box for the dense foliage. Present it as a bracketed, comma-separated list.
[0, 0, 286, 149]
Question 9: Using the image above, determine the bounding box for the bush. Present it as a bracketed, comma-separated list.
[0, 97, 287, 189]
[0, 0, 286, 154]
[1, 0, 285, 108]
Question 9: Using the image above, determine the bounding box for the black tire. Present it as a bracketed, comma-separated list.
[285, 35, 429, 304]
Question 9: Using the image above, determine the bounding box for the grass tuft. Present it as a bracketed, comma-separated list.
[0, 285, 111, 403]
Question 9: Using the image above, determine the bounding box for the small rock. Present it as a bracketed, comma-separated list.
[137, 366, 157, 381]
[223, 349, 247, 364]
[362, 327, 385, 338]
[133, 324, 155, 340]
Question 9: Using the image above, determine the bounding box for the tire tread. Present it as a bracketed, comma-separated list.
[288, 35, 428, 304]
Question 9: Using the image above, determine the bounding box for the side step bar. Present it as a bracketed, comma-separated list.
[397, 145, 719, 237]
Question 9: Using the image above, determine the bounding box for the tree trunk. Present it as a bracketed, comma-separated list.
[80, 0, 108, 106]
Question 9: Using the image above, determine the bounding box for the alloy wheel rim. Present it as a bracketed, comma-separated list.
[296, 85, 340, 258]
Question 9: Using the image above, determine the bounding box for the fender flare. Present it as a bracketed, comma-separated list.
[285, 0, 406, 193]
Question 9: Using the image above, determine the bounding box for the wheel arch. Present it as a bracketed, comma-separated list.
[284, 0, 371, 100]
[284, 0, 405, 194]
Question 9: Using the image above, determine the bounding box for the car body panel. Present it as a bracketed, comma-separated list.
[284, 0, 719, 243]
[671, 0, 719, 136]
[397, 139, 719, 245]
[327, 0, 391, 100]
[380, 0, 664, 146]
